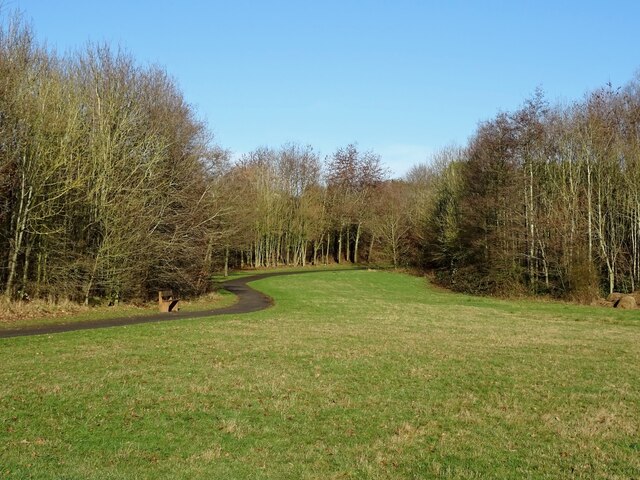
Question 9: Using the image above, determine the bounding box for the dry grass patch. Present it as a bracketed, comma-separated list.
[0, 289, 235, 331]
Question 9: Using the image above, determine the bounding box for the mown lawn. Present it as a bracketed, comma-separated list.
[1, 270, 638, 479]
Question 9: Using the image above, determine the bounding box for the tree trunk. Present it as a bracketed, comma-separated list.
[325, 232, 330, 265]
[354, 222, 362, 264]
[313, 240, 318, 266]
[36, 250, 43, 297]
[203, 235, 214, 273]
[285, 233, 290, 265]
[84, 253, 100, 305]
[608, 267, 615, 295]
[586, 158, 593, 265]
[5, 177, 32, 298]
[337, 224, 343, 264]
[528, 162, 535, 291]
[391, 222, 398, 268]
[345, 226, 351, 262]
[20, 237, 33, 296]
[301, 240, 307, 267]
[224, 245, 229, 278]
[368, 234, 375, 262]
[539, 240, 549, 288]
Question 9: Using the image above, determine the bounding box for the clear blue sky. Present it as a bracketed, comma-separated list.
[11, 0, 640, 176]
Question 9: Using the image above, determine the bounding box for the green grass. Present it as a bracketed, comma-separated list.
[211, 263, 361, 283]
[1, 270, 639, 479]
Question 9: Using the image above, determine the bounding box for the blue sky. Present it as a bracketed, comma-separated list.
[11, 0, 640, 176]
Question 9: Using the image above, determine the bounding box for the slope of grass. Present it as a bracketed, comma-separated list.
[210, 263, 361, 282]
[1, 270, 638, 479]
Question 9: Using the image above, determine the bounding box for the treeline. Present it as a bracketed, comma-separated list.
[0, 19, 226, 303]
[0, 17, 416, 303]
[215, 143, 417, 273]
[222, 144, 420, 267]
[3, 16, 639, 304]
[417, 83, 640, 299]
[219, 80, 640, 300]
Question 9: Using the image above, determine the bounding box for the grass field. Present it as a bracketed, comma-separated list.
[1, 270, 639, 479]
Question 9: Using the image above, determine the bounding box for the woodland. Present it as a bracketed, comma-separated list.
[2, 18, 640, 305]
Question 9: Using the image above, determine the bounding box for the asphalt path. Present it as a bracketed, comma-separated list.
[0, 270, 346, 339]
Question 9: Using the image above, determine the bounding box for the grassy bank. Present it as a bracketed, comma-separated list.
[1, 270, 638, 478]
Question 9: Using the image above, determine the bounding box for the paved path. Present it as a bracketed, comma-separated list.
[0, 270, 344, 339]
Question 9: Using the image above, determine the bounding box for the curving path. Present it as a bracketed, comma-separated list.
[0, 270, 348, 339]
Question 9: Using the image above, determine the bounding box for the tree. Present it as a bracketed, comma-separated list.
[326, 144, 386, 263]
